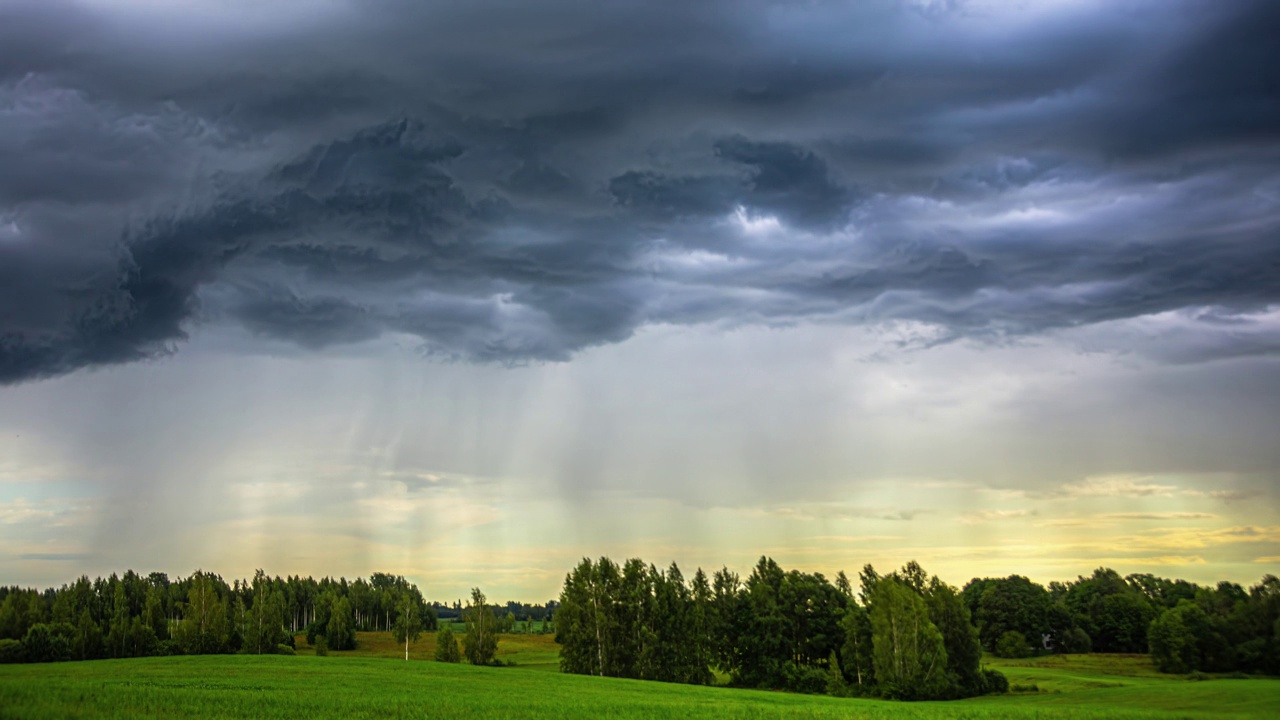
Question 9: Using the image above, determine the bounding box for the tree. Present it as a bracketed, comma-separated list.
[326, 595, 356, 651]
[973, 576, 1051, 652]
[22, 623, 72, 663]
[926, 578, 984, 696]
[144, 585, 168, 641]
[557, 558, 616, 676]
[177, 572, 228, 655]
[248, 571, 286, 655]
[687, 568, 716, 685]
[1149, 607, 1194, 673]
[995, 630, 1031, 659]
[869, 577, 949, 700]
[393, 588, 425, 661]
[108, 580, 129, 658]
[839, 603, 874, 691]
[735, 556, 789, 688]
[464, 588, 498, 666]
[1094, 592, 1155, 654]
[435, 626, 461, 662]
[73, 609, 103, 661]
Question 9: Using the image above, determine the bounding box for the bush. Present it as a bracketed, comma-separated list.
[995, 630, 1032, 659]
[1010, 683, 1040, 693]
[157, 640, 182, 656]
[434, 627, 461, 663]
[981, 668, 1009, 694]
[276, 644, 296, 656]
[22, 624, 71, 663]
[1186, 670, 1211, 682]
[314, 635, 328, 657]
[0, 639, 24, 664]
[782, 663, 829, 694]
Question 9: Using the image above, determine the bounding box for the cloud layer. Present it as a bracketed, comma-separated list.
[2, 0, 1279, 383]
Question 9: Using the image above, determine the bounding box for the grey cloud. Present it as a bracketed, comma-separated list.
[1, 0, 1278, 383]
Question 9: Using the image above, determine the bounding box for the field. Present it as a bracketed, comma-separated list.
[1, 635, 1276, 719]
[292, 630, 561, 670]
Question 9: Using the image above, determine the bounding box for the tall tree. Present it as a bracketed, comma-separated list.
[463, 588, 498, 666]
[326, 595, 356, 651]
[839, 603, 875, 691]
[926, 577, 984, 696]
[869, 577, 949, 700]
[392, 587, 425, 661]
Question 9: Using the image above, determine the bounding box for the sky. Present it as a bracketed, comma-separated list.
[1, 0, 1278, 602]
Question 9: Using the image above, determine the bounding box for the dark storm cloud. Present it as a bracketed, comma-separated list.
[2, 0, 1279, 383]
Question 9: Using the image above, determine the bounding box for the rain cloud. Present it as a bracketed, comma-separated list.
[2, 0, 1279, 383]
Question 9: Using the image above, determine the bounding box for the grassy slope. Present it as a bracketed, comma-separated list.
[978, 654, 1280, 719]
[1, 640, 1276, 719]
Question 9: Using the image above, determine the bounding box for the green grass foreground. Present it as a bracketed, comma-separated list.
[1, 646, 1277, 719]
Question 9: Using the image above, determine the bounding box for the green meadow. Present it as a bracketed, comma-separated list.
[1, 634, 1277, 719]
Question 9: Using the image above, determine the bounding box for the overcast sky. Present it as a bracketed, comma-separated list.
[1, 0, 1278, 601]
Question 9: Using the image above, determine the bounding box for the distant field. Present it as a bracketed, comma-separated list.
[1, 639, 1276, 719]
[293, 630, 561, 669]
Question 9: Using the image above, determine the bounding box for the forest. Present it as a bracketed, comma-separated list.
[2, 559, 1277, 702]
[0, 570, 447, 663]
[555, 557, 1280, 699]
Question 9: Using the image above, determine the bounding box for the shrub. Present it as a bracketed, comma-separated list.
[22, 624, 71, 663]
[995, 630, 1031, 659]
[276, 644, 296, 656]
[782, 663, 829, 694]
[434, 627, 461, 663]
[314, 635, 328, 656]
[0, 639, 24, 664]
[981, 668, 1009, 694]
[1010, 683, 1040, 693]
[1186, 670, 1211, 682]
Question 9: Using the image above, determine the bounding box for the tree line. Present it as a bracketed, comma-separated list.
[556, 556, 1280, 700]
[963, 569, 1280, 675]
[556, 556, 1003, 699]
[0, 569, 436, 663]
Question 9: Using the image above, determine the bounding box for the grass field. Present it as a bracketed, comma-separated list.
[293, 631, 561, 669]
[1, 639, 1276, 719]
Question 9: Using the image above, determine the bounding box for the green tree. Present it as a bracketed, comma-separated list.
[1095, 592, 1155, 654]
[687, 568, 716, 685]
[869, 577, 949, 700]
[995, 630, 1031, 659]
[434, 626, 461, 662]
[177, 572, 228, 655]
[127, 617, 158, 657]
[839, 603, 874, 691]
[557, 558, 616, 676]
[463, 588, 498, 666]
[144, 585, 168, 641]
[926, 577, 984, 696]
[22, 623, 72, 663]
[326, 595, 356, 651]
[107, 580, 129, 658]
[393, 588, 425, 661]
[73, 609, 103, 661]
[249, 571, 286, 655]
[1149, 607, 1194, 673]
[973, 576, 1050, 652]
